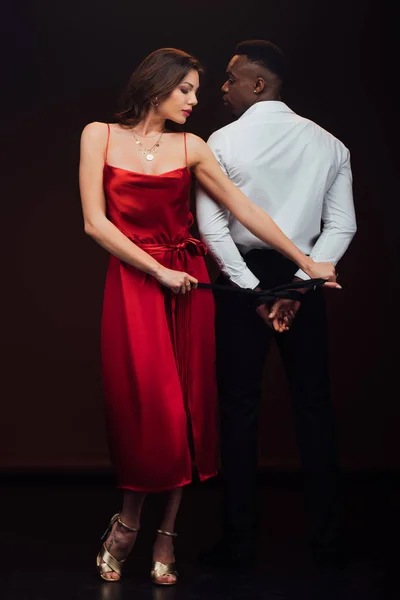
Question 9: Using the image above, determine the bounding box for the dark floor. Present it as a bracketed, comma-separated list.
[1, 470, 398, 600]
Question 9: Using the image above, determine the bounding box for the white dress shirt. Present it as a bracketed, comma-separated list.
[196, 101, 357, 289]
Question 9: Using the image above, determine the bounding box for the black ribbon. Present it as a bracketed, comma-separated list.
[197, 278, 326, 304]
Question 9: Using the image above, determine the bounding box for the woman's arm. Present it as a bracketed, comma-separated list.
[79, 122, 197, 293]
[188, 134, 337, 282]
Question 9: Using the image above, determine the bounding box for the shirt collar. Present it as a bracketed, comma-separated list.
[239, 100, 294, 120]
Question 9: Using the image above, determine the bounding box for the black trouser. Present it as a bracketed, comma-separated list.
[215, 249, 342, 555]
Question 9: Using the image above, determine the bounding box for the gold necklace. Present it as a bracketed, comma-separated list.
[131, 129, 164, 161]
[132, 128, 161, 139]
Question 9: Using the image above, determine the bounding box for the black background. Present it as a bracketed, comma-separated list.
[1, 0, 398, 472]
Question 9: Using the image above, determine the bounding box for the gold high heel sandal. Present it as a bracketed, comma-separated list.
[151, 529, 179, 586]
[96, 513, 139, 582]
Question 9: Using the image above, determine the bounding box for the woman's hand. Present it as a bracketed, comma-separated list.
[304, 259, 341, 288]
[154, 266, 198, 294]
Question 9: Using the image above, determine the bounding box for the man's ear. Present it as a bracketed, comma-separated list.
[253, 77, 266, 94]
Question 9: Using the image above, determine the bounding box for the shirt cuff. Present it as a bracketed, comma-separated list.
[294, 269, 311, 281]
[229, 268, 260, 289]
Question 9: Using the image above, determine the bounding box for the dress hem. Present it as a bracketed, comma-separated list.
[116, 470, 218, 493]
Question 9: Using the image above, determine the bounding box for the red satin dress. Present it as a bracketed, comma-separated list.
[101, 126, 218, 492]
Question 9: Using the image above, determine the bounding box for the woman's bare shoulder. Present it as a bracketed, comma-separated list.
[185, 132, 206, 147]
[185, 132, 208, 162]
[81, 121, 109, 141]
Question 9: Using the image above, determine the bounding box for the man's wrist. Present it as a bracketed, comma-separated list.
[250, 286, 265, 310]
[292, 276, 309, 295]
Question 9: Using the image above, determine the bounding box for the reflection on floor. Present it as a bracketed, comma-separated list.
[1, 470, 397, 599]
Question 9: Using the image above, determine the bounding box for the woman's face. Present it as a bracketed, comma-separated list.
[157, 69, 199, 124]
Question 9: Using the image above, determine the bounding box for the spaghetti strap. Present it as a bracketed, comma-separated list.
[183, 132, 188, 169]
[105, 123, 111, 163]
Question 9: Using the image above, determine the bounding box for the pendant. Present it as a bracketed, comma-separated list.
[146, 154, 154, 161]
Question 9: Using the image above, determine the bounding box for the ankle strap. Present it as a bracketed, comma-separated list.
[156, 528, 177, 538]
[117, 516, 139, 533]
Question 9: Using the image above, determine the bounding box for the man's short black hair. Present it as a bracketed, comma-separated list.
[235, 40, 286, 81]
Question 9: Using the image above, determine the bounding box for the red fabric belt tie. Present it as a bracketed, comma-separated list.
[137, 237, 207, 258]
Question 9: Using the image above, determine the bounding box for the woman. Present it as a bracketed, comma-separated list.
[79, 47, 337, 585]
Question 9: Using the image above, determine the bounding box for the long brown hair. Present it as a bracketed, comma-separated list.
[115, 48, 204, 127]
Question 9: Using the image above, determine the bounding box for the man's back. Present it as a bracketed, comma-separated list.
[197, 100, 355, 287]
[206, 101, 351, 255]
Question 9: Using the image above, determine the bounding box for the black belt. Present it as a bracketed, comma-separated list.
[197, 278, 325, 304]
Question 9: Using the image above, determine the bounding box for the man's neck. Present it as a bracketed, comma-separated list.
[254, 93, 281, 105]
[239, 97, 282, 116]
